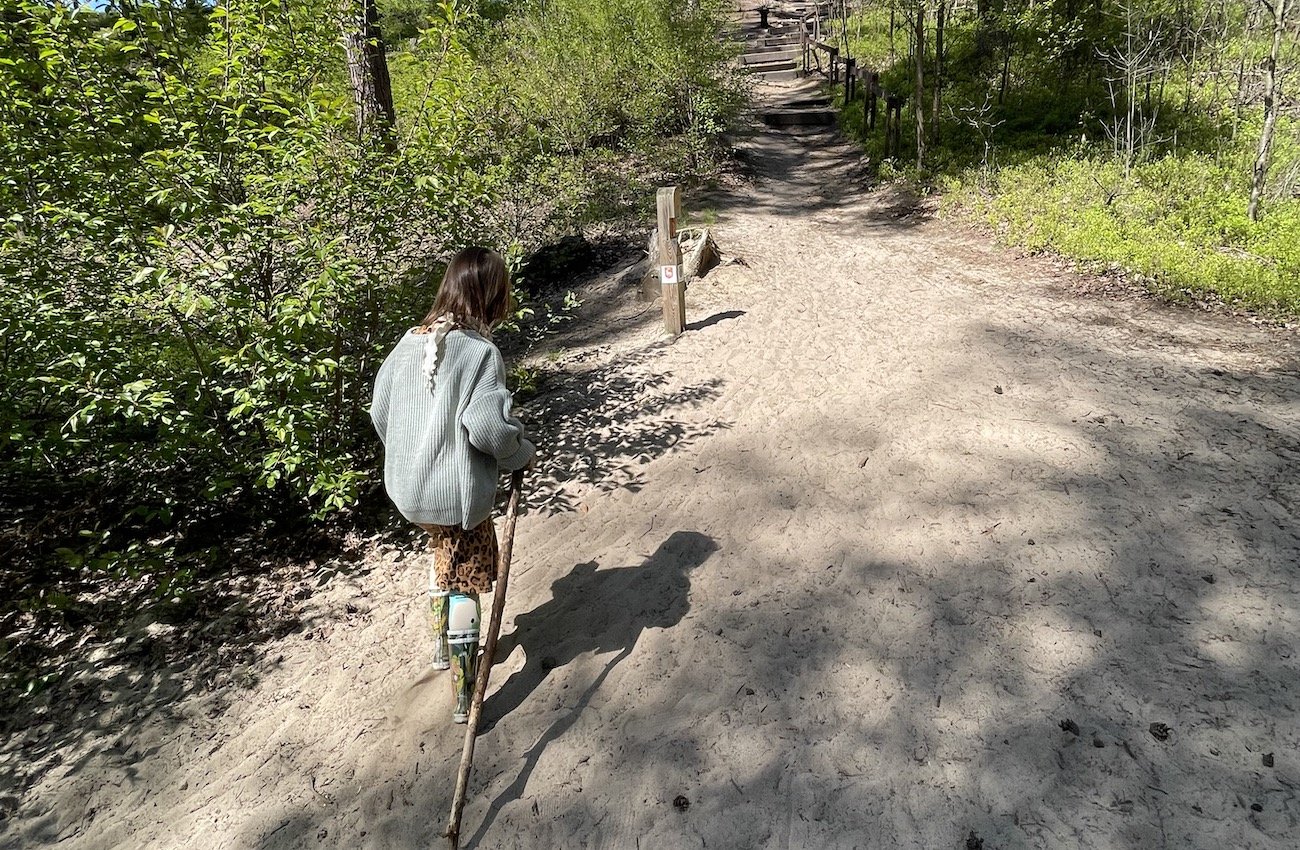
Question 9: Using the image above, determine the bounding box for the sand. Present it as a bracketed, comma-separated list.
[3, 78, 1299, 850]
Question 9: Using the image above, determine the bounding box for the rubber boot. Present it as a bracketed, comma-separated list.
[447, 593, 481, 724]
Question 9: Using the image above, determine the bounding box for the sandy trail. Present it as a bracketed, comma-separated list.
[5, 79, 1300, 850]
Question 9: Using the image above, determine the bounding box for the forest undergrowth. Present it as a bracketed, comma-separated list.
[826, 1, 1300, 315]
[0, 0, 743, 712]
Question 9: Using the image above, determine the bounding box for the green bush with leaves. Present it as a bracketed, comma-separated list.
[1, 0, 441, 576]
[0, 0, 743, 607]
[388, 0, 743, 242]
[827, 0, 1299, 314]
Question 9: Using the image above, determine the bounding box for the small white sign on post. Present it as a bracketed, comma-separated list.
[660, 264, 679, 285]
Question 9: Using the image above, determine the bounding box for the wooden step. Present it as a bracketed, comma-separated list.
[761, 107, 836, 126]
[742, 50, 799, 65]
[752, 68, 802, 82]
[728, 8, 813, 22]
[744, 41, 802, 54]
[759, 30, 804, 42]
[743, 37, 802, 53]
[745, 58, 798, 75]
[732, 20, 802, 33]
[779, 97, 832, 109]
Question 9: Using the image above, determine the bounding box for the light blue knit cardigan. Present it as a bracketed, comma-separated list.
[370, 328, 534, 529]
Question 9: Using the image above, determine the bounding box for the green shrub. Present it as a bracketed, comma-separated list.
[0, 0, 745, 598]
[827, 1, 1299, 315]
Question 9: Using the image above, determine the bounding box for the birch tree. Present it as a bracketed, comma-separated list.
[1247, 0, 1292, 220]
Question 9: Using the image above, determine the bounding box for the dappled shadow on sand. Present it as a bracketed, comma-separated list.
[699, 120, 933, 227]
[517, 350, 728, 516]
[446, 320, 1299, 847]
[0, 526, 379, 836]
[596, 324, 1299, 848]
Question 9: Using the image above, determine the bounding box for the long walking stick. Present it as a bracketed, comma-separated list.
[445, 468, 525, 850]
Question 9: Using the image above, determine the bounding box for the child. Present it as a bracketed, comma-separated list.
[370, 246, 535, 723]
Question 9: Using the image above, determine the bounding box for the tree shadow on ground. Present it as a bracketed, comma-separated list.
[437, 297, 1300, 848]
[0, 521, 391, 827]
[516, 350, 728, 516]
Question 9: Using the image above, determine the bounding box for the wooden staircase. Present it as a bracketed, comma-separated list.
[730, 3, 836, 127]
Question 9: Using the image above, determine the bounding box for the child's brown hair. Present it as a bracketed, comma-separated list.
[421, 246, 512, 328]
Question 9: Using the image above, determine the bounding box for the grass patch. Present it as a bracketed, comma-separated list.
[945, 153, 1300, 313]
[824, 6, 1300, 316]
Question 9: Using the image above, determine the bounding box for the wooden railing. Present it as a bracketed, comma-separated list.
[799, 11, 840, 86]
[799, 12, 909, 157]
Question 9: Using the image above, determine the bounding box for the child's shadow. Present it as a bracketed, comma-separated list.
[464, 531, 716, 847]
[484, 529, 718, 728]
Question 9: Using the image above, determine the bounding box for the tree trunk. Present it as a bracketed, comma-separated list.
[913, 0, 926, 168]
[889, 0, 897, 62]
[839, 0, 851, 57]
[343, 0, 396, 141]
[1247, 0, 1290, 221]
[932, 0, 944, 148]
[999, 37, 1012, 105]
[975, 0, 991, 57]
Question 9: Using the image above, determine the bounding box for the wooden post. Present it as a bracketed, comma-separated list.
[868, 72, 879, 130]
[859, 68, 867, 128]
[758, 5, 769, 28]
[883, 100, 894, 157]
[884, 98, 893, 157]
[845, 58, 856, 101]
[657, 187, 685, 336]
[889, 97, 903, 157]
[884, 94, 902, 157]
[897, 101, 904, 153]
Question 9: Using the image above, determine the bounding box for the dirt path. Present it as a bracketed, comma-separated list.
[6, 78, 1300, 850]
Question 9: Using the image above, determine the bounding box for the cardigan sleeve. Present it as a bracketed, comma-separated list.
[460, 347, 535, 471]
[369, 353, 394, 446]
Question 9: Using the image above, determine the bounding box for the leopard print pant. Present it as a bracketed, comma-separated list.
[418, 518, 499, 594]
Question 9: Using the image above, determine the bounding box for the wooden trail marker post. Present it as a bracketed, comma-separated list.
[867, 71, 879, 130]
[657, 186, 686, 336]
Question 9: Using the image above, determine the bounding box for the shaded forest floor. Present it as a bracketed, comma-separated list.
[2, 77, 1299, 850]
